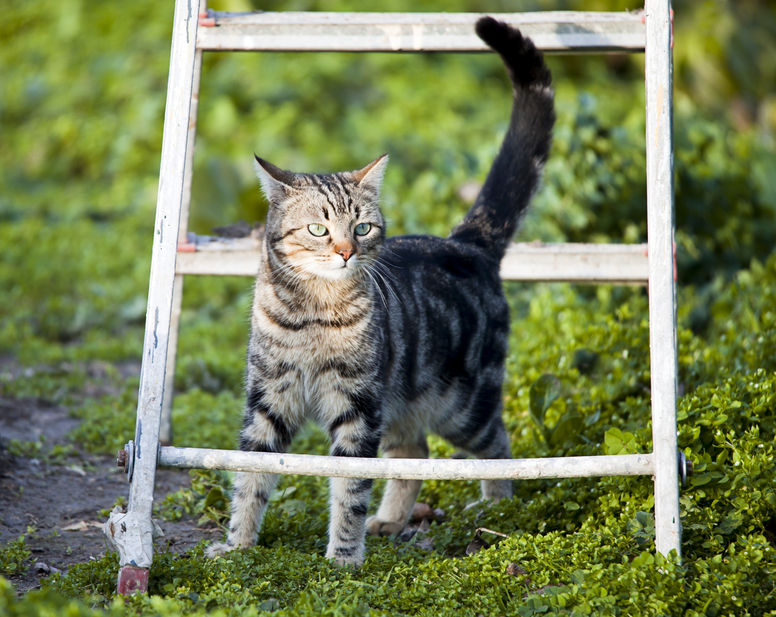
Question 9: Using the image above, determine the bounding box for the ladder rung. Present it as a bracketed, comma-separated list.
[196, 11, 646, 53]
[502, 242, 648, 284]
[159, 445, 655, 480]
[176, 234, 649, 284]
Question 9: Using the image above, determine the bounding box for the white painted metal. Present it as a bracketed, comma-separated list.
[197, 11, 646, 53]
[115, 0, 199, 570]
[160, 278, 183, 445]
[501, 242, 648, 283]
[644, 0, 681, 558]
[159, 446, 654, 480]
[160, 45, 204, 446]
[175, 235, 650, 284]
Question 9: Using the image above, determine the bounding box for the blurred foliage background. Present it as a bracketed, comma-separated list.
[1, 0, 774, 362]
[1, 0, 776, 614]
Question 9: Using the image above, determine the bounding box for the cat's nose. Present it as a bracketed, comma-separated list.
[336, 244, 355, 262]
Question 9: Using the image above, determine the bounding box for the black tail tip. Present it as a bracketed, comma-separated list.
[475, 16, 552, 89]
[475, 16, 520, 48]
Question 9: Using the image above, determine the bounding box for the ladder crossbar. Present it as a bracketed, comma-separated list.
[197, 11, 646, 53]
[159, 446, 654, 480]
[176, 235, 650, 283]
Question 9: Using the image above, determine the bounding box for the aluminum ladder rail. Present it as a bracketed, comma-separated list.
[107, 1, 680, 595]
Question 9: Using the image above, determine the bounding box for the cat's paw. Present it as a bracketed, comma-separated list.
[330, 555, 363, 568]
[365, 515, 405, 537]
[326, 545, 365, 568]
[205, 542, 236, 558]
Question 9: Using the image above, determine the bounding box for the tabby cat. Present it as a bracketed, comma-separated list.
[207, 17, 555, 566]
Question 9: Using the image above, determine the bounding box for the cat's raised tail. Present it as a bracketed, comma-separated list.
[450, 17, 555, 259]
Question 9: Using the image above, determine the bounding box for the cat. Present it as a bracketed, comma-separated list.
[206, 17, 555, 566]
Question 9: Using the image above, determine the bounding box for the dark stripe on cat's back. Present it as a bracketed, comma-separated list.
[380, 235, 499, 279]
[459, 386, 503, 437]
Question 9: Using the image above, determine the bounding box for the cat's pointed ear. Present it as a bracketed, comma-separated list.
[352, 154, 388, 193]
[254, 155, 295, 203]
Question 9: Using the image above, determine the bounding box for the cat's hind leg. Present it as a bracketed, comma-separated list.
[466, 410, 513, 501]
[440, 396, 513, 502]
[366, 437, 428, 537]
[206, 471, 280, 557]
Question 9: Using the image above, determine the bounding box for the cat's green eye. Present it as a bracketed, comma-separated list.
[308, 223, 329, 237]
[354, 223, 372, 236]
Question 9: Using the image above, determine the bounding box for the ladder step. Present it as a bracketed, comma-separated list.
[176, 234, 649, 284]
[159, 445, 654, 480]
[197, 11, 645, 53]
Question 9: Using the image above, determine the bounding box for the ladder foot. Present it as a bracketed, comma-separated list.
[117, 565, 149, 595]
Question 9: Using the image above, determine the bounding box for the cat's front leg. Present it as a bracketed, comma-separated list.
[207, 470, 279, 557]
[324, 389, 382, 567]
[206, 382, 299, 558]
[326, 475, 375, 566]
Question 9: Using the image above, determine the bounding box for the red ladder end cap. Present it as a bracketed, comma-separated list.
[199, 12, 217, 27]
[117, 565, 149, 595]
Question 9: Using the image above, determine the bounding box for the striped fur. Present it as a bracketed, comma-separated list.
[206, 18, 555, 566]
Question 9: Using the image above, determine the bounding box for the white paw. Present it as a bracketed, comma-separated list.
[326, 544, 365, 567]
[365, 515, 405, 537]
[205, 542, 236, 558]
[330, 554, 364, 568]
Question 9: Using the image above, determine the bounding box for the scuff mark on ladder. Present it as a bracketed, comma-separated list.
[150, 306, 159, 364]
[185, 0, 192, 44]
[153, 307, 159, 349]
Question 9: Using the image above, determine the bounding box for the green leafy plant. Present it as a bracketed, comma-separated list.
[0, 530, 33, 576]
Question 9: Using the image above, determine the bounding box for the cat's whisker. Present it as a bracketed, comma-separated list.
[368, 262, 401, 308]
[361, 266, 388, 309]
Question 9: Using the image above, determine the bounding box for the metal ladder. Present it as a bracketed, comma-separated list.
[106, 1, 681, 594]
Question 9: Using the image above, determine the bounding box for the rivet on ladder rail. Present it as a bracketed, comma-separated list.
[678, 451, 693, 487]
[116, 441, 135, 481]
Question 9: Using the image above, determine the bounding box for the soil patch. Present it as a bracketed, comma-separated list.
[0, 382, 217, 594]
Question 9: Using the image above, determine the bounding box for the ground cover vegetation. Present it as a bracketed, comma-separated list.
[1, 0, 775, 614]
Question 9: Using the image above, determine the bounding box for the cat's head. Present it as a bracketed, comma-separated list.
[255, 155, 388, 282]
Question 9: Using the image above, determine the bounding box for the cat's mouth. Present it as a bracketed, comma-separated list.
[309, 258, 361, 281]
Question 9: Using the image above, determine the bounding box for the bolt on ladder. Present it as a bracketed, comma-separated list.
[106, 0, 682, 595]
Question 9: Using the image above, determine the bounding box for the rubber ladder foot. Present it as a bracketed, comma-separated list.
[117, 565, 149, 595]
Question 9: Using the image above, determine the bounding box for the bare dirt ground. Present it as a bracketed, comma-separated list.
[0, 369, 219, 595]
